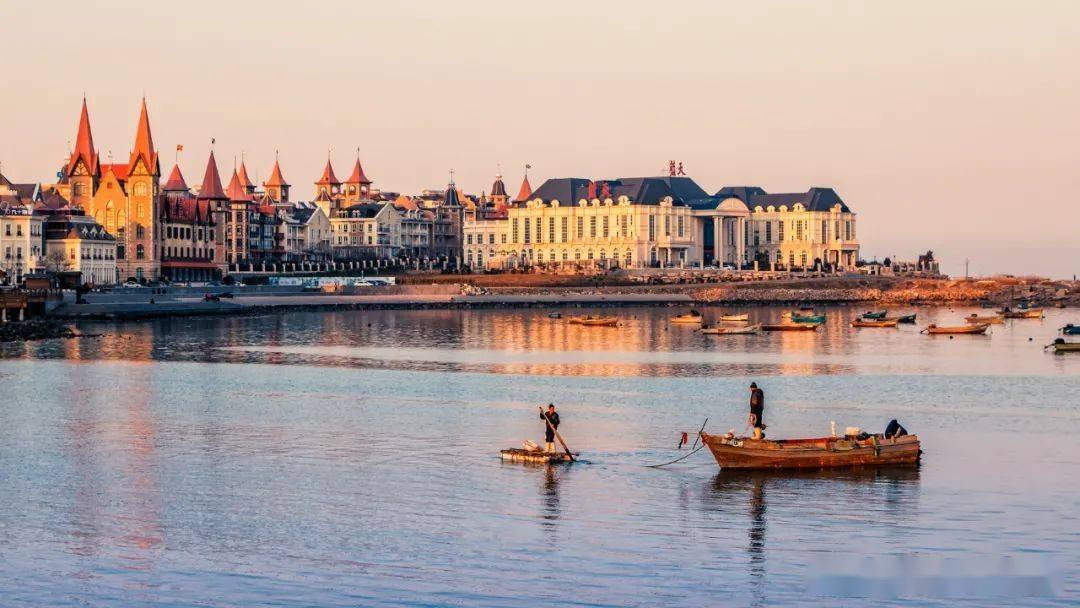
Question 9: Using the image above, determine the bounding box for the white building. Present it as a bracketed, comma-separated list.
[330, 202, 402, 259]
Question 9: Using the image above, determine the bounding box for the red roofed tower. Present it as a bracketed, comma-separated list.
[198, 150, 227, 201]
[236, 160, 255, 195]
[128, 97, 160, 178]
[124, 98, 162, 281]
[314, 155, 341, 199]
[66, 97, 100, 206]
[263, 153, 290, 203]
[514, 171, 533, 204]
[223, 168, 252, 266]
[343, 152, 372, 204]
[163, 164, 189, 192]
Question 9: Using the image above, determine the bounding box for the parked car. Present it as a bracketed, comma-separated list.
[203, 293, 220, 302]
[122, 281, 144, 288]
[218, 292, 235, 299]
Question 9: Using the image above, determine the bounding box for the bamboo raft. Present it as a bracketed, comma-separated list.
[700, 432, 921, 470]
[500, 448, 574, 464]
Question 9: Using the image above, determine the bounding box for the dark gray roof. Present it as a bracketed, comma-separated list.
[341, 202, 385, 218]
[528, 176, 706, 206]
[491, 176, 507, 197]
[712, 186, 850, 212]
[443, 184, 460, 207]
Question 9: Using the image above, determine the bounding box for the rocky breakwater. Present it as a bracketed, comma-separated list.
[0, 319, 78, 343]
[689, 277, 1026, 305]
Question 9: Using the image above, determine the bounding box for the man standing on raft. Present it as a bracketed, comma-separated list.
[749, 382, 766, 439]
[541, 403, 561, 453]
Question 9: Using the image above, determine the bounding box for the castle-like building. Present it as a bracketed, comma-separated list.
[56, 98, 162, 281]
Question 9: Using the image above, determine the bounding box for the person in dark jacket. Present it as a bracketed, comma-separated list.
[541, 403, 560, 453]
[748, 382, 765, 439]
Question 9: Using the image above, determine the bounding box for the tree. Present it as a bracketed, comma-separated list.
[44, 250, 72, 273]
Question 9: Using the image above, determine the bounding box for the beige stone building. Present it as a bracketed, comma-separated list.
[0, 200, 44, 284]
[330, 202, 402, 259]
[42, 208, 117, 285]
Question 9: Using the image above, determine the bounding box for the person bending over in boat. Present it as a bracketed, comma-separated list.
[748, 382, 766, 439]
[541, 404, 561, 453]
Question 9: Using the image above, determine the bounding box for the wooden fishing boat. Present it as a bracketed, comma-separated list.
[548, 312, 563, 319]
[1047, 340, 1080, 353]
[1062, 324, 1080, 336]
[500, 448, 574, 464]
[895, 313, 917, 324]
[862, 310, 887, 320]
[922, 323, 990, 335]
[569, 316, 619, 327]
[851, 318, 899, 328]
[719, 313, 749, 322]
[700, 432, 921, 470]
[671, 311, 704, 324]
[966, 313, 1004, 324]
[1002, 308, 1044, 319]
[786, 317, 825, 326]
[702, 324, 762, 335]
[761, 323, 819, 332]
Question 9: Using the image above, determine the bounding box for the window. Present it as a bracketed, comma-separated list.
[576, 216, 584, 239]
[664, 215, 670, 237]
[467, 234, 473, 245]
[677, 216, 684, 238]
[16, 225, 22, 237]
[778, 221, 785, 242]
[602, 216, 609, 238]
[523, 218, 530, 244]
[821, 220, 828, 242]
[625, 249, 632, 267]
[488, 233, 495, 245]
[134, 183, 147, 196]
[648, 215, 656, 241]
[589, 216, 596, 238]
[548, 217, 555, 242]
[765, 222, 772, 243]
[560, 217, 568, 242]
[562, 249, 568, 261]
[795, 221, 803, 241]
[620, 214, 628, 236]
[136, 225, 145, 239]
[534, 218, 542, 243]
[136, 244, 145, 259]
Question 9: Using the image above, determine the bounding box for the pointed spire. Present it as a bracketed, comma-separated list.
[265, 152, 289, 187]
[491, 169, 507, 197]
[514, 172, 533, 203]
[163, 164, 188, 192]
[345, 150, 371, 185]
[198, 150, 227, 199]
[68, 97, 98, 174]
[236, 159, 254, 190]
[443, 170, 460, 207]
[316, 157, 340, 186]
[225, 169, 249, 201]
[128, 96, 158, 174]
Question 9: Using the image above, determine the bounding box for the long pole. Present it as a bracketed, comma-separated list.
[539, 406, 575, 461]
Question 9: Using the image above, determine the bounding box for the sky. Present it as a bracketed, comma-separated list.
[1, 0, 1077, 278]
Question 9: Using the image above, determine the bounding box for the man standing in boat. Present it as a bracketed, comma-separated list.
[541, 403, 561, 453]
[749, 382, 765, 439]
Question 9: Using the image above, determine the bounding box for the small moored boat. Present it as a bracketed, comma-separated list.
[719, 313, 749, 322]
[702, 324, 762, 335]
[791, 313, 826, 324]
[699, 432, 921, 470]
[862, 310, 887, 320]
[966, 313, 1004, 324]
[671, 311, 704, 324]
[1002, 308, 1044, 319]
[1062, 324, 1080, 336]
[922, 323, 990, 335]
[761, 323, 819, 332]
[1046, 339, 1080, 353]
[569, 316, 619, 327]
[895, 313, 917, 324]
[851, 318, 899, 328]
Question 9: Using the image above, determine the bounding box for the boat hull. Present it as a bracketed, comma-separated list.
[1003, 309, 1044, 319]
[925, 323, 989, 335]
[1051, 342, 1080, 353]
[500, 449, 573, 464]
[966, 315, 1004, 324]
[762, 323, 819, 332]
[700, 433, 921, 470]
[791, 314, 826, 324]
[702, 324, 762, 335]
[852, 319, 898, 328]
[719, 314, 749, 322]
[671, 316, 703, 324]
[1062, 325, 1080, 335]
[862, 311, 887, 320]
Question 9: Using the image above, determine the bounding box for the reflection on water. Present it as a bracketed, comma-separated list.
[3, 305, 1077, 377]
[0, 306, 1078, 606]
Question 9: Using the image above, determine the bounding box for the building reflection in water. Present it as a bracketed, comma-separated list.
[1, 305, 891, 377]
[63, 360, 163, 575]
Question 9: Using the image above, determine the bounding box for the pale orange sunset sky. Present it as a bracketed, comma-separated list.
[1, 1, 1077, 277]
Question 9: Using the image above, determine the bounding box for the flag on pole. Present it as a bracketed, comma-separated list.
[176, 144, 183, 151]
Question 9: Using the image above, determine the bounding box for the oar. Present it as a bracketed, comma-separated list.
[539, 405, 576, 462]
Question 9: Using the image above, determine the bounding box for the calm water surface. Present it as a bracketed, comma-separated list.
[1, 305, 1078, 606]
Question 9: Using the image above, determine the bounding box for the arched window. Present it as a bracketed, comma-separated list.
[134, 183, 148, 196]
[625, 249, 632, 266]
[561, 249, 568, 261]
[136, 244, 145, 259]
[599, 249, 606, 260]
[574, 249, 582, 261]
[587, 249, 594, 260]
[73, 183, 86, 197]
